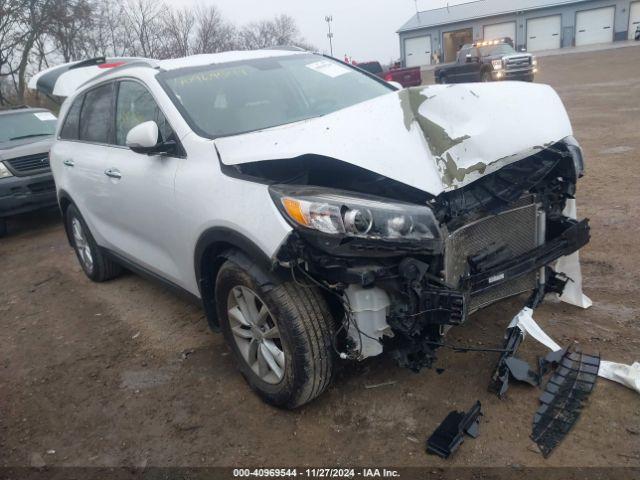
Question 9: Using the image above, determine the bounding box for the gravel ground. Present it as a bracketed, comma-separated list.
[1, 45, 639, 470]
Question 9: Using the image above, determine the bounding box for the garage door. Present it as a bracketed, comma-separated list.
[527, 15, 562, 51]
[629, 2, 640, 40]
[405, 36, 432, 67]
[575, 7, 615, 46]
[484, 21, 516, 41]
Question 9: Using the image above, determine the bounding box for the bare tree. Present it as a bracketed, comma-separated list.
[124, 0, 164, 58]
[0, 0, 23, 104]
[192, 4, 237, 54]
[160, 7, 195, 58]
[239, 14, 312, 51]
[48, 0, 94, 62]
[15, 0, 56, 102]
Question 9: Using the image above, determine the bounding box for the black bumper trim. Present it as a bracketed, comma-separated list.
[468, 219, 590, 295]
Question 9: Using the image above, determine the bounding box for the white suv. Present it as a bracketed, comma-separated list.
[45, 50, 590, 408]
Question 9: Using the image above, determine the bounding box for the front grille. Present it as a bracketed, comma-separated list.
[505, 56, 532, 70]
[5, 153, 50, 175]
[444, 200, 539, 313]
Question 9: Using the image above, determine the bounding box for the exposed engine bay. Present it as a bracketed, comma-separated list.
[228, 137, 590, 372]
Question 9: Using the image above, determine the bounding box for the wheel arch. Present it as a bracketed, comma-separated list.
[57, 189, 75, 245]
[194, 227, 287, 331]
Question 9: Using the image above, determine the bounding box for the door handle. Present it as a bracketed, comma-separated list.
[62, 159, 74, 167]
[104, 168, 122, 179]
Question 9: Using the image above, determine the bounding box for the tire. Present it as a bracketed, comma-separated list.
[215, 253, 335, 409]
[65, 204, 122, 282]
[0, 218, 6, 237]
[440, 75, 447, 84]
[481, 70, 492, 82]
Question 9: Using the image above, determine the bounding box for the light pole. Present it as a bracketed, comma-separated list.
[325, 15, 334, 56]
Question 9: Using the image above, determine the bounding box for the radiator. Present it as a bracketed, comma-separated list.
[444, 199, 540, 313]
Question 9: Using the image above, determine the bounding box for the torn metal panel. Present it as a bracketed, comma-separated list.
[215, 83, 573, 196]
[531, 349, 600, 458]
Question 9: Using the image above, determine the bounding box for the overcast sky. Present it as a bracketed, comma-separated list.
[173, 0, 472, 62]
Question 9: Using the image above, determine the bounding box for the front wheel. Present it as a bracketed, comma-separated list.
[439, 75, 447, 84]
[215, 253, 335, 408]
[0, 218, 6, 237]
[481, 70, 492, 82]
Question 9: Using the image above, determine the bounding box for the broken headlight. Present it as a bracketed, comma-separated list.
[269, 185, 441, 242]
[564, 136, 585, 178]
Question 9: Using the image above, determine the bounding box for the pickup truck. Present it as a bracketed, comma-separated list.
[434, 39, 537, 84]
[357, 61, 422, 88]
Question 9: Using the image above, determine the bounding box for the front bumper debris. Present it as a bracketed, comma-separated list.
[532, 349, 600, 457]
[426, 401, 483, 459]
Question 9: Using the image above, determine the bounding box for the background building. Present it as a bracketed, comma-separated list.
[398, 0, 640, 66]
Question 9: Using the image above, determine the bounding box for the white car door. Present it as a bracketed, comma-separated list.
[100, 79, 184, 285]
[54, 82, 120, 248]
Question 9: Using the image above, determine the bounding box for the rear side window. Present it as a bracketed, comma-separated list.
[59, 97, 82, 140]
[115, 81, 174, 146]
[79, 83, 114, 143]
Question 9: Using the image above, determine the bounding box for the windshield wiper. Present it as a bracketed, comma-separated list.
[9, 133, 52, 141]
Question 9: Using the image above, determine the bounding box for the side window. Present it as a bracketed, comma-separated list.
[115, 81, 174, 146]
[79, 83, 114, 143]
[59, 96, 83, 140]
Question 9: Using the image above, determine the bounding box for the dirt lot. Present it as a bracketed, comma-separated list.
[1, 45, 639, 470]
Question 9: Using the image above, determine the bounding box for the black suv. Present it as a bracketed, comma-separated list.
[0, 106, 58, 236]
[435, 39, 537, 84]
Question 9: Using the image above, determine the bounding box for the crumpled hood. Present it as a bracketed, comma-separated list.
[215, 82, 572, 196]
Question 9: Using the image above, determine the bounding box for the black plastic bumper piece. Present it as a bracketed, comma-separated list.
[531, 349, 600, 458]
[468, 218, 590, 295]
[426, 401, 483, 459]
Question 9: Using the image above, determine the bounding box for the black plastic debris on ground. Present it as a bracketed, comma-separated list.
[531, 349, 600, 458]
[489, 323, 525, 396]
[426, 401, 482, 459]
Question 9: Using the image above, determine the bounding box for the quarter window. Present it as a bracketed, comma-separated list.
[79, 83, 114, 143]
[115, 81, 174, 146]
[59, 96, 83, 140]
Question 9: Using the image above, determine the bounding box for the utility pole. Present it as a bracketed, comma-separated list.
[325, 15, 334, 56]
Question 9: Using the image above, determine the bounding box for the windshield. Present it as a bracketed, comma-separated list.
[0, 111, 57, 143]
[479, 44, 515, 57]
[159, 54, 392, 138]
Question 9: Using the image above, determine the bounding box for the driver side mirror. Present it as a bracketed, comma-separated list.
[126, 121, 176, 155]
[465, 54, 479, 63]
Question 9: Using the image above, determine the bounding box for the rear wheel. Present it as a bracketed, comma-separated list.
[65, 204, 122, 282]
[215, 253, 335, 408]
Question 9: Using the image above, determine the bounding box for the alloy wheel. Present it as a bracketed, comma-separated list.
[227, 286, 285, 384]
[71, 217, 94, 272]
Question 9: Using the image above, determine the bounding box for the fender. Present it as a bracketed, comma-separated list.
[57, 189, 75, 245]
[194, 226, 287, 330]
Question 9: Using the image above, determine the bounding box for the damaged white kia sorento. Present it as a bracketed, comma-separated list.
[34, 49, 590, 408]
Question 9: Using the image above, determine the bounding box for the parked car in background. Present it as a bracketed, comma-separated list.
[357, 61, 422, 87]
[0, 106, 57, 236]
[33, 50, 588, 409]
[434, 38, 537, 84]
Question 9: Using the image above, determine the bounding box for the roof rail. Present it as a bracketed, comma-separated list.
[261, 45, 307, 52]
